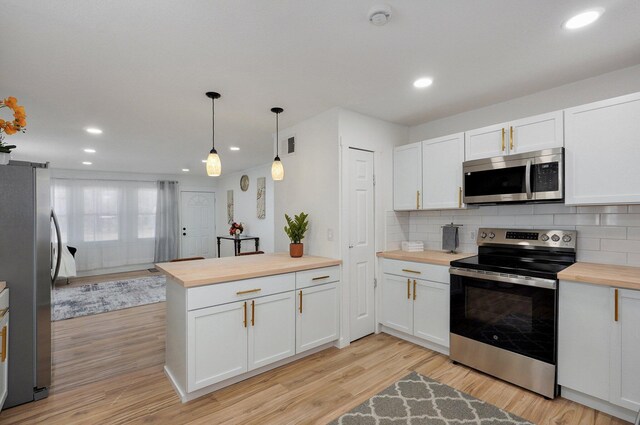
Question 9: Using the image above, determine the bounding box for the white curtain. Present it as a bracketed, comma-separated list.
[51, 178, 157, 273]
[154, 181, 179, 262]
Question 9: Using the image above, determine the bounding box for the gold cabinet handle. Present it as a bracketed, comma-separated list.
[458, 186, 462, 208]
[501, 128, 506, 152]
[299, 290, 303, 313]
[614, 289, 619, 322]
[402, 269, 421, 274]
[251, 300, 255, 326]
[237, 288, 261, 296]
[243, 301, 247, 328]
[413, 280, 417, 300]
[1, 326, 5, 363]
[416, 190, 420, 209]
[407, 279, 411, 299]
[509, 126, 514, 150]
[312, 275, 330, 281]
[0, 308, 7, 319]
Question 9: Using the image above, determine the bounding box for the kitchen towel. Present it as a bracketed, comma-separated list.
[442, 225, 459, 252]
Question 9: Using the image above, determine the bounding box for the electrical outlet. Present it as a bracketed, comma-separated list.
[327, 228, 334, 241]
[470, 230, 477, 241]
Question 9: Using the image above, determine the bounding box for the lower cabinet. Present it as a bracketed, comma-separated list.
[558, 280, 640, 415]
[188, 292, 295, 392]
[380, 271, 450, 350]
[296, 283, 339, 353]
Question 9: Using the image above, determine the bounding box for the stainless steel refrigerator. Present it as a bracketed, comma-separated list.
[0, 161, 58, 408]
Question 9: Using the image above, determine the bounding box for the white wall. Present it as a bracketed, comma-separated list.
[215, 163, 274, 257]
[273, 108, 341, 257]
[409, 64, 640, 142]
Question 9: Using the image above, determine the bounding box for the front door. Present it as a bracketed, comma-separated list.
[180, 191, 216, 258]
[348, 148, 375, 341]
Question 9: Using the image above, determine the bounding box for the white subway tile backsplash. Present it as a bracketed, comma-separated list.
[498, 205, 534, 215]
[601, 214, 640, 226]
[628, 205, 640, 213]
[576, 238, 600, 251]
[514, 214, 554, 226]
[534, 204, 577, 214]
[577, 250, 628, 266]
[627, 227, 640, 240]
[575, 226, 627, 239]
[481, 215, 516, 226]
[627, 253, 640, 267]
[601, 239, 640, 254]
[577, 205, 628, 214]
[554, 214, 600, 226]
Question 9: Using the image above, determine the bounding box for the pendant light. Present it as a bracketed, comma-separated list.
[205, 91, 222, 176]
[271, 107, 284, 181]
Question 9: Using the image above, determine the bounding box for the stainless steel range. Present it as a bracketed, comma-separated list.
[449, 227, 577, 399]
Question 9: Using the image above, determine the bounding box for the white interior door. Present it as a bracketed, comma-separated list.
[180, 191, 215, 258]
[348, 148, 375, 341]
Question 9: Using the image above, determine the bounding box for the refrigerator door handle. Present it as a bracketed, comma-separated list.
[51, 209, 62, 287]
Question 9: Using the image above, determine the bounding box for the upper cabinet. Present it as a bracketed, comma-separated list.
[465, 111, 563, 161]
[565, 92, 640, 205]
[422, 133, 465, 210]
[393, 142, 422, 210]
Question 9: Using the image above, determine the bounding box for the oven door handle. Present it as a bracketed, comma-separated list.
[449, 267, 557, 290]
[525, 159, 533, 200]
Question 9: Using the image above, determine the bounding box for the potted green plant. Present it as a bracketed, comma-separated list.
[284, 212, 309, 258]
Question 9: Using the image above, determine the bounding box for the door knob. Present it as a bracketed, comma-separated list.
[182, 227, 186, 231]
[182, 232, 186, 236]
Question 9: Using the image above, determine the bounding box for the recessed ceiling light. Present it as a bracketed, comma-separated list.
[564, 8, 603, 30]
[182, 168, 190, 172]
[85, 128, 103, 134]
[230, 146, 240, 151]
[413, 77, 433, 88]
[82, 161, 92, 165]
[84, 148, 96, 153]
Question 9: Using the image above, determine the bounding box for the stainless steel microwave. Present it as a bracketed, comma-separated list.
[463, 148, 564, 204]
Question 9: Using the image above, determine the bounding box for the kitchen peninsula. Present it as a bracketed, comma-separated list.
[156, 253, 342, 402]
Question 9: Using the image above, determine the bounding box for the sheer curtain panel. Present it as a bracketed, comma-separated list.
[154, 181, 179, 262]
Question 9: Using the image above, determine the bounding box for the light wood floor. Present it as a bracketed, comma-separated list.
[0, 303, 631, 424]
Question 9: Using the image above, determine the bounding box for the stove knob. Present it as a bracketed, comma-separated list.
[541, 234, 550, 242]
[562, 234, 572, 243]
[488, 232, 496, 239]
[551, 234, 560, 242]
[480, 232, 487, 239]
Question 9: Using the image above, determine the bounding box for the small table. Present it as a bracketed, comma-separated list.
[217, 235, 260, 258]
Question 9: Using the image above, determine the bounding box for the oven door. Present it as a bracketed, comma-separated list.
[450, 268, 557, 364]
[463, 148, 563, 204]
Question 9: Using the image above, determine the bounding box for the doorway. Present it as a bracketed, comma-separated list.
[180, 191, 216, 258]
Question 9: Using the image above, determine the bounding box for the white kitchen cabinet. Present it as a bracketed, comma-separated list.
[380, 274, 413, 334]
[610, 288, 640, 411]
[559, 280, 640, 419]
[296, 282, 339, 354]
[393, 142, 422, 210]
[188, 300, 248, 391]
[413, 279, 449, 347]
[565, 92, 640, 205]
[421, 133, 465, 210]
[465, 111, 563, 160]
[248, 292, 296, 371]
[0, 288, 8, 411]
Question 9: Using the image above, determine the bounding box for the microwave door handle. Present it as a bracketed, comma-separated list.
[525, 160, 533, 199]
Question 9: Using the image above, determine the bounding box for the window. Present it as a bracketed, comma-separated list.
[137, 187, 157, 239]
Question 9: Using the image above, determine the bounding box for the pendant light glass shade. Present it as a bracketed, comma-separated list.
[271, 107, 284, 181]
[205, 92, 222, 177]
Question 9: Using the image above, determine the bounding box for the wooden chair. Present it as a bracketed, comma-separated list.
[237, 251, 264, 256]
[169, 256, 205, 262]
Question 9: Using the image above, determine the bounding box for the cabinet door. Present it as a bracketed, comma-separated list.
[558, 280, 611, 400]
[465, 122, 507, 160]
[393, 142, 422, 210]
[379, 274, 413, 334]
[187, 301, 248, 391]
[248, 292, 296, 371]
[508, 111, 563, 155]
[422, 133, 464, 210]
[296, 283, 339, 354]
[0, 312, 7, 411]
[610, 288, 640, 410]
[412, 279, 449, 347]
[565, 92, 640, 205]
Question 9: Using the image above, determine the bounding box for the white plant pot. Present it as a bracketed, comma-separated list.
[0, 152, 10, 165]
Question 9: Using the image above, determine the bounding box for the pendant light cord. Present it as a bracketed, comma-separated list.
[211, 98, 215, 151]
[275, 112, 279, 157]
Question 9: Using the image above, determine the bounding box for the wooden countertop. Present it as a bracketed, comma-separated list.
[376, 250, 474, 266]
[558, 262, 640, 291]
[156, 253, 341, 288]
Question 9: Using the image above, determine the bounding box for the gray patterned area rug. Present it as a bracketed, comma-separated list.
[330, 372, 533, 425]
[52, 275, 166, 321]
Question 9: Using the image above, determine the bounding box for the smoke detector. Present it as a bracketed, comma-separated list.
[368, 4, 392, 26]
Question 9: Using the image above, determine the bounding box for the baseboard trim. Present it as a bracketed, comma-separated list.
[379, 325, 449, 356]
[561, 387, 637, 423]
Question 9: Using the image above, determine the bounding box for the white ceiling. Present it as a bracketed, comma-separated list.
[2, 0, 639, 175]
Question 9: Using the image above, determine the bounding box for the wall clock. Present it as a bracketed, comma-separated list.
[240, 174, 249, 192]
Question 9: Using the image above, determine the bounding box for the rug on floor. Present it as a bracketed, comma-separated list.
[52, 275, 166, 321]
[329, 371, 533, 425]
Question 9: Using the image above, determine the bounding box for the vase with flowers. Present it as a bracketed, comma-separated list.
[229, 222, 244, 238]
[0, 96, 27, 165]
